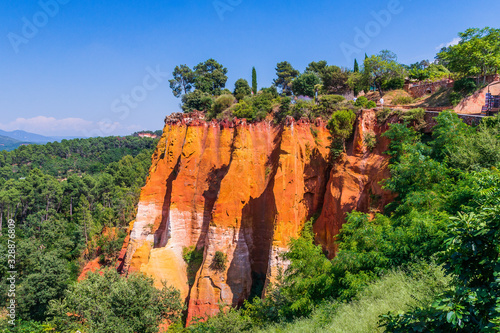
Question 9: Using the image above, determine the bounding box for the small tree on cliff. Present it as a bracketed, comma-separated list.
[327, 109, 357, 156]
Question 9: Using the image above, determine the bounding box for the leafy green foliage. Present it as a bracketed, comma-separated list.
[437, 27, 500, 83]
[212, 251, 228, 271]
[193, 59, 229, 96]
[252, 67, 258, 94]
[364, 50, 405, 96]
[232, 100, 255, 120]
[327, 109, 357, 141]
[408, 62, 450, 82]
[210, 94, 235, 119]
[183, 246, 204, 286]
[320, 66, 351, 95]
[181, 90, 214, 113]
[48, 269, 184, 333]
[0, 136, 155, 323]
[292, 72, 321, 97]
[234, 78, 252, 100]
[169, 64, 195, 98]
[274, 62, 300, 96]
[363, 132, 377, 151]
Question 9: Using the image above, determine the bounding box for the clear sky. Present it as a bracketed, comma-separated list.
[1, 0, 499, 136]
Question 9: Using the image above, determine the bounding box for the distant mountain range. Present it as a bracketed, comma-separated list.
[0, 130, 83, 151]
[0, 129, 80, 144]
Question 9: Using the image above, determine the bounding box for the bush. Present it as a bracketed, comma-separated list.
[290, 100, 314, 120]
[354, 96, 368, 107]
[364, 132, 377, 151]
[234, 78, 252, 100]
[401, 107, 426, 130]
[382, 77, 405, 91]
[252, 92, 274, 115]
[210, 94, 235, 118]
[453, 77, 477, 96]
[232, 100, 255, 120]
[392, 95, 414, 105]
[181, 90, 213, 113]
[183, 246, 204, 286]
[48, 269, 184, 332]
[274, 97, 292, 122]
[292, 72, 321, 97]
[366, 100, 377, 108]
[449, 91, 463, 106]
[212, 251, 227, 271]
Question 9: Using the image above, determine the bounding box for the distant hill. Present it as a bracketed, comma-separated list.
[0, 135, 30, 151]
[0, 129, 80, 144]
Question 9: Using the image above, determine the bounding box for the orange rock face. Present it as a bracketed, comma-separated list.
[122, 110, 392, 321]
[314, 110, 394, 257]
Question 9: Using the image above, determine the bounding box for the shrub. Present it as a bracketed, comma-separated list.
[401, 107, 426, 130]
[290, 100, 314, 120]
[181, 90, 213, 113]
[366, 100, 377, 108]
[453, 77, 477, 96]
[392, 95, 414, 105]
[292, 72, 321, 97]
[211, 251, 228, 271]
[211, 94, 235, 118]
[48, 269, 184, 332]
[183, 246, 204, 286]
[382, 77, 405, 91]
[232, 100, 255, 120]
[364, 132, 377, 151]
[261, 86, 279, 98]
[328, 109, 357, 155]
[354, 96, 369, 107]
[449, 91, 463, 106]
[274, 97, 292, 122]
[252, 92, 274, 114]
[234, 78, 252, 100]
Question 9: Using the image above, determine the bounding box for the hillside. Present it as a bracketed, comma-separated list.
[0, 134, 30, 151]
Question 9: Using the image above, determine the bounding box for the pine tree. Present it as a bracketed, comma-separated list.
[354, 59, 359, 73]
[252, 67, 258, 94]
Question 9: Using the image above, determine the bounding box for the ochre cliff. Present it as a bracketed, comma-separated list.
[314, 110, 394, 257]
[121, 110, 392, 321]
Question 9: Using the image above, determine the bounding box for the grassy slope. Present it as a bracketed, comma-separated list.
[257, 264, 448, 333]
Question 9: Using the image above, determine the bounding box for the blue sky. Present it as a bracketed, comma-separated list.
[0, 0, 499, 136]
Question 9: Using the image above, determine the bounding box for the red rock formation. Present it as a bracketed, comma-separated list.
[122, 110, 392, 321]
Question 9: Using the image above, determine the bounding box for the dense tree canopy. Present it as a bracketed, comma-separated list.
[169, 64, 195, 98]
[193, 59, 228, 96]
[437, 27, 500, 84]
[364, 50, 405, 96]
[274, 61, 300, 96]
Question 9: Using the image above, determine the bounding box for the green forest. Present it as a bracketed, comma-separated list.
[0, 135, 160, 332]
[1, 26, 500, 332]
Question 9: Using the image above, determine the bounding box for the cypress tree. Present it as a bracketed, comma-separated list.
[354, 59, 359, 73]
[252, 67, 257, 94]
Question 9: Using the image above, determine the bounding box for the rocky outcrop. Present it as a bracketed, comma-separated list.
[121, 110, 392, 321]
[314, 110, 394, 257]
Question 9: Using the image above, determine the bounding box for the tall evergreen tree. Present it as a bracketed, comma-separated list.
[252, 67, 258, 94]
[354, 59, 359, 73]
